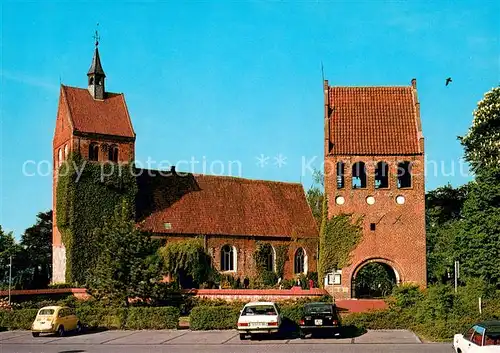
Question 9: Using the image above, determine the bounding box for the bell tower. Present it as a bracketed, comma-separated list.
[87, 30, 106, 100]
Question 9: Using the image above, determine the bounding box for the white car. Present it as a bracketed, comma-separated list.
[237, 301, 282, 340]
[453, 321, 500, 352]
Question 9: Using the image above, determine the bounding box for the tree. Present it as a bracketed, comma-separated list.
[159, 238, 213, 288]
[306, 169, 324, 229]
[87, 201, 163, 306]
[459, 86, 500, 173]
[18, 210, 52, 288]
[425, 184, 469, 284]
[354, 262, 396, 298]
[456, 166, 500, 286]
[0, 226, 23, 289]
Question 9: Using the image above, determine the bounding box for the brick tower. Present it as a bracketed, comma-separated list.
[323, 78, 426, 298]
[52, 42, 136, 282]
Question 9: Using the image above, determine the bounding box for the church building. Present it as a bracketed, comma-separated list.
[52, 44, 319, 284]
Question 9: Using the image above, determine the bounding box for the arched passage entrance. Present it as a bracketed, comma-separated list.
[351, 259, 401, 298]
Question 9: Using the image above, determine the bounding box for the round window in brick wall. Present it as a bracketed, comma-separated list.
[366, 196, 375, 205]
[335, 196, 345, 205]
[396, 195, 406, 205]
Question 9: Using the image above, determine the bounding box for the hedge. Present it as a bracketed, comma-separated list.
[189, 306, 241, 330]
[126, 307, 179, 329]
[189, 302, 308, 331]
[0, 307, 180, 331]
[0, 309, 38, 330]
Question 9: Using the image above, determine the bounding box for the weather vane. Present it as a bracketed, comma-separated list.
[93, 23, 100, 47]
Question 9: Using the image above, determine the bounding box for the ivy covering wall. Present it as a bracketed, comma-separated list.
[318, 196, 363, 286]
[56, 153, 137, 285]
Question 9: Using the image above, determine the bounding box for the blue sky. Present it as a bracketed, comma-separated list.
[1, 1, 499, 237]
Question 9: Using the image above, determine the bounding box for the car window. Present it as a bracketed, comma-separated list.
[58, 309, 66, 318]
[241, 305, 277, 316]
[465, 327, 475, 341]
[484, 331, 500, 346]
[304, 304, 333, 314]
[471, 326, 484, 346]
[38, 309, 55, 316]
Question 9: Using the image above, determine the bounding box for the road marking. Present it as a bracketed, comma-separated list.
[220, 332, 238, 345]
[99, 331, 137, 344]
[160, 330, 190, 344]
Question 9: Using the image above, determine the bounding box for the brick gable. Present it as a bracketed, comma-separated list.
[60, 85, 135, 138]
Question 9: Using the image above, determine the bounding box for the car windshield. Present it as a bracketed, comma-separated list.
[38, 309, 55, 316]
[241, 305, 277, 316]
[485, 331, 500, 346]
[305, 304, 333, 314]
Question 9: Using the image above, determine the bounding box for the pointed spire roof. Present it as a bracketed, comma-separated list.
[87, 47, 106, 77]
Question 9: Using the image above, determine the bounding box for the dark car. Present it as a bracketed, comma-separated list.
[299, 302, 342, 338]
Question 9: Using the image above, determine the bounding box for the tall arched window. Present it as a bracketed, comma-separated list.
[397, 161, 412, 188]
[109, 145, 119, 163]
[352, 162, 367, 189]
[89, 143, 99, 161]
[58, 148, 62, 167]
[64, 144, 69, 159]
[336, 161, 345, 189]
[221, 245, 236, 272]
[294, 247, 306, 274]
[375, 161, 389, 188]
[264, 246, 275, 272]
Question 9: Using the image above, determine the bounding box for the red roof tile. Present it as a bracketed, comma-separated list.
[328, 86, 422, 155]
[136, 171, 318, 238]
[61, 85, 134, 138]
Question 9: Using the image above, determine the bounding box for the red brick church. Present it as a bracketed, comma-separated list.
[52, 44, 319, 284]
[52, 44, 426, 297]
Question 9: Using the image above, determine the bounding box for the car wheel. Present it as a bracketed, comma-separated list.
[239, 333, 246, 340]
[76, 322, 82, 334]
[32, 332, 40, 338]
[58, 325, 65, 337]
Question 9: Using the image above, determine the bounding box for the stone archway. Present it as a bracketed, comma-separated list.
[351, 258, 402, 298]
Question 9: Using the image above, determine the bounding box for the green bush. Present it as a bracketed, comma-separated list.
[343, 310, 410, 330]
[126, 307, 179, 329]
[189, 306, 241, 330]
[76, 306, 127, 329]
[48, 283, 75, 289]
[0, 309, 38, 330]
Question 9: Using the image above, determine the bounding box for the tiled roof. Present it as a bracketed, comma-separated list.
[328, 86, 422, 155]
[61, 85, 134, 138]
[136, 170, 318, 238]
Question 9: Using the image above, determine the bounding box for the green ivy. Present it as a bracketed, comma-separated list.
[275, 244, 289, 279]
[56, 153, 137, 285]
[318, 196, 363, 287]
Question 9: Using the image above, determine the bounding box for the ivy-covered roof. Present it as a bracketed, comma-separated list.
[136, 170, 318, 238]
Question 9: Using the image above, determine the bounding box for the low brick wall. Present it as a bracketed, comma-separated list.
[0, 288, 89, 300]
[182, 287, 329, 301]
[335, 299, 387, 313]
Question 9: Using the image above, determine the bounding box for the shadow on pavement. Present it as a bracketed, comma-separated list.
[249, 320, 367, 341]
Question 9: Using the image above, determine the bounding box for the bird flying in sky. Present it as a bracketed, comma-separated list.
[446, 77, 452, 86]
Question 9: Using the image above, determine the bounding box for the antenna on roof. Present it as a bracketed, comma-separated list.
[321, 61, 325, 82]
[93, 23, 100, 47]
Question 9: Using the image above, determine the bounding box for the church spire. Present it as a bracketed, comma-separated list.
[87, 27, 106, 100]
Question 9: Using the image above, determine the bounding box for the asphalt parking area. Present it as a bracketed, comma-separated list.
[0, 329, 422, 345]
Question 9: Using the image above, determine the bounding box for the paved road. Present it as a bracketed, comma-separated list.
[0, 330, 452, 353]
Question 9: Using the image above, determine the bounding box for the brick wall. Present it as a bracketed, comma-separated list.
[324, 155, 426, 298]
[163, 235, 318, 280]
